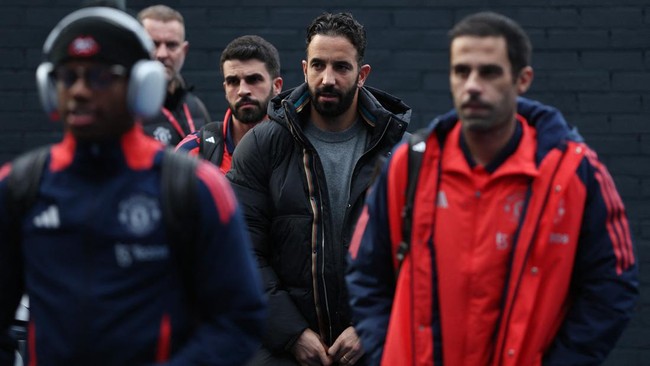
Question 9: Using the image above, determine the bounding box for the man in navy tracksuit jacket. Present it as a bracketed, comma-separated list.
[0, 7, 265, 365]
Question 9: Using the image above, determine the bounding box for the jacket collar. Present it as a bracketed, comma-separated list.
[51, 124, 161, 173]
[426, 97, 584, 166]
[268, 83, 411, 146]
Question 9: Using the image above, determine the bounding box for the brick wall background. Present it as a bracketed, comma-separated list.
[1, 0, 648, 363]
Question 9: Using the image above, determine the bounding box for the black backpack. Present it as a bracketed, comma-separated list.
[197, 121, 224, 167]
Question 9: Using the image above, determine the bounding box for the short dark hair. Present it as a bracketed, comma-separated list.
[305, 12, 367, 65]
[448, 11, 532, 76]
[219, 35, 281, 79]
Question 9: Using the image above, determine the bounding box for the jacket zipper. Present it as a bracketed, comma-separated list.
[284, 100, 333, 343]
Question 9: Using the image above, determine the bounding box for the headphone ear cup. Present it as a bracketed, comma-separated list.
[36, 62, 58, 119]
[127, 60, 166, 119]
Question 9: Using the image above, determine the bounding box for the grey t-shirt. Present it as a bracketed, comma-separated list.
[304, 119, 368, 242]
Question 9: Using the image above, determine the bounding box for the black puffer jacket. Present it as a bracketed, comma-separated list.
[227, 83, 410, 359]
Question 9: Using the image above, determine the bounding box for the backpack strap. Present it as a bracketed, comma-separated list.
[198, 121, 224, 167]
[395, 131, 427, 276]
[4, 147, 49, 357]
[161, 148, 199, 305]
[6, 146, 50, 227]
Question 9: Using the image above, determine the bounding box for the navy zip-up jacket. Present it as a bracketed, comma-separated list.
[0, 126, 265, 365]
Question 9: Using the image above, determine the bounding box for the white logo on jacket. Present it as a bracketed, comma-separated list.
[496, 232, 510, 250]
[33, 205, 60, 229]
[549, 198, 569, 244]
[114, 243, 169, 267]
[549, 233, 570, 245]
[412, 141, 426, 152]
[503, 192, 525, 223]
[118, 195, 161, 237]
[153, 126, 172, 145]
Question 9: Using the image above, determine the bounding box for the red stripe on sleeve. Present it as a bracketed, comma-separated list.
[28, 320, 36, 366]
[586, 149, 634, 274]
[156, 313, 172, 362]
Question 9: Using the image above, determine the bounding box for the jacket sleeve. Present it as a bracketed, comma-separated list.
[543, 152, 639, 365]
[346, 156, 397, 366]
[227, 129, 310, 353]
[166, 163, 266, 366]
[0, 165, 22, 366]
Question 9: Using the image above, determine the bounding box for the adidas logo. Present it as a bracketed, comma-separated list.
[412, 141, 426, 152]
[33, 205, 60, 229]
[205, 136, 216, 144]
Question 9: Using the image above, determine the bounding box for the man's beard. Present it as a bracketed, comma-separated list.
[310, 83, 357, 118]
[231, 89, 273, 125]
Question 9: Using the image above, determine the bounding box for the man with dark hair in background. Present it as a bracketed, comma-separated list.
[138, 4, 211, 146]
[228, 12, 410, 366]
[176, 35, 283, 173]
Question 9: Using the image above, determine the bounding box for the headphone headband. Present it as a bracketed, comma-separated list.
[36, 7, 165, 120]
[43, 7, 154, 59]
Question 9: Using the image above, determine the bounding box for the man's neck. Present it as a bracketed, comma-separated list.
[462, 117, 517, 167]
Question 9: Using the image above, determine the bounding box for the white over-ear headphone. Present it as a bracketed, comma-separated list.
[36, 7, 166, 120]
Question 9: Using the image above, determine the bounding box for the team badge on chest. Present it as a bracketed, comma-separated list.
[118, 195, 161, 236]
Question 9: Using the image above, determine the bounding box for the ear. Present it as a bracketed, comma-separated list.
[516, 66, 534, 95]
[272, 77, 283, 95]
[302, 60, 308, 82]
[357, 64, 371, 88]
[181, 40, 189, 57]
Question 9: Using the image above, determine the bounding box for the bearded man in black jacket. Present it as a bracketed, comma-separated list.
[228, 12, 410, 366]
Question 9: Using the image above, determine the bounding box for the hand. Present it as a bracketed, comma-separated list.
[327, 326, 364, 365]
[291, 328, 332, 366]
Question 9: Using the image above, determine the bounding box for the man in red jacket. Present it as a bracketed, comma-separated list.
[346, 11, 638, 366]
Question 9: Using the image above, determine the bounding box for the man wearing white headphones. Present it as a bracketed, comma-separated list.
[0, 7, 265, 366]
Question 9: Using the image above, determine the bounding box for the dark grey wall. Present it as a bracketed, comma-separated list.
[1, 0, 648, 364]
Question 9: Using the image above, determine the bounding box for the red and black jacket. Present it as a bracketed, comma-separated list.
[347, 98, 638, 366]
